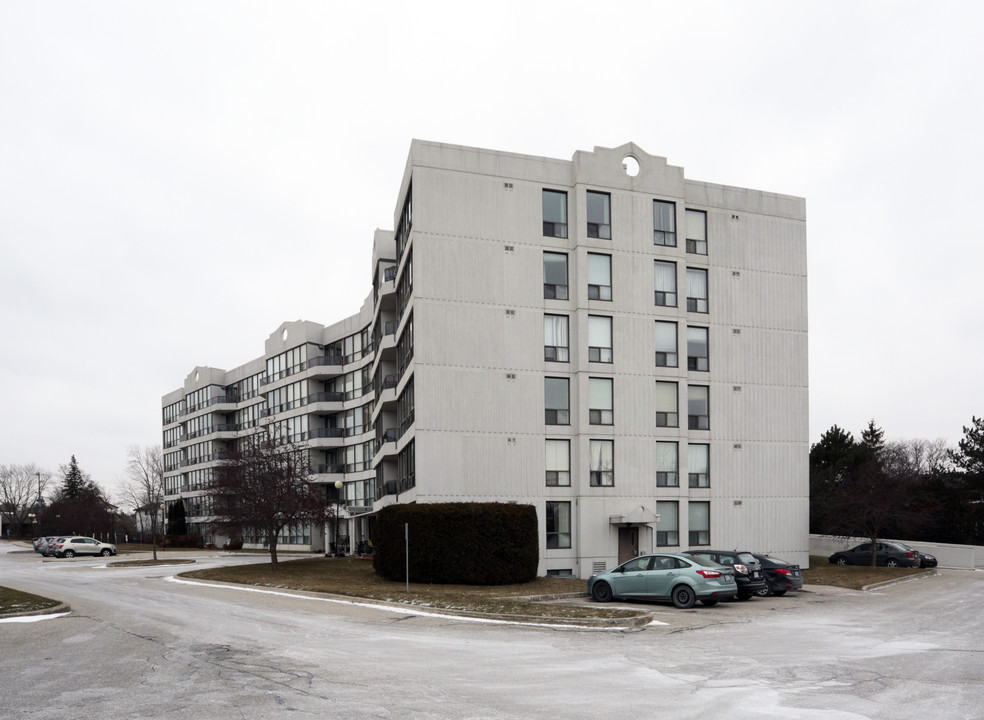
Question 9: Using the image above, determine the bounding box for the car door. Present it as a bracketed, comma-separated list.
[83, 538, 100, 555]
[611, 556, 653, 598]
[851, 543, 873, 565]
[645, 556, 685, 598]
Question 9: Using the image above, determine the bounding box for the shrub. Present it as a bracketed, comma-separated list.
[163, 534, 205, 549]
[373, 502, 538, 585]
[222, 538, 244, 551]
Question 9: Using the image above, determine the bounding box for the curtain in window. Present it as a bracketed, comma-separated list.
[655, 321, 677, 352]
[686, 210, 706, 240]
[656, 442, 677, 471]
[545, 439, 569, 471]
[588, 316, 611, 348]
[688, 386, 709, 415]
[590, 440, 613, 471]
[689, 444, 709, 474]
[687, 268, 707, 299]
[654, 261, 676, 291]
[657, 501, 678, 531]
[544, 315, 569, 349]
[589, 378, 612, 410]
[587, 254, 610, 285]
[655, 381, 677, 412]
[689, 501, 710, 531]
[687, 327, 708, 356]
[653, 201, 675, 231]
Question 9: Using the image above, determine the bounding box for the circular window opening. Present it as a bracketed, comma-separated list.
[622, 155, 640, 177]
[282, 328, 289, 342]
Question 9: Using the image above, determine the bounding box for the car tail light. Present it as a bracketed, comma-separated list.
[733, 564, 748, 574]
[696, 570, 722, 578]
[906, 552, 916, 558]
[775, 568, 791, 576]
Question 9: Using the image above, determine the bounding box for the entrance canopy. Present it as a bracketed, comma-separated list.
[609, 505, 660, 525]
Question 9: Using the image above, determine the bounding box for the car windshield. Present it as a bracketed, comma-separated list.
[894, 542, 915, 551]
[735, 552, 757, 564]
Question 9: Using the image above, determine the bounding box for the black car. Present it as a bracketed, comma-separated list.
[828, 542, 920, 568]
[917, 551, 938, 568]
[683, 550, 768, 600]
[751, 554, 804, 596]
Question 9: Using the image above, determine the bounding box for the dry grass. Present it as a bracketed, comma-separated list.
[0, 585, 62, 616]
[182, 556, 642, 621]
[802, 555, 931, 590]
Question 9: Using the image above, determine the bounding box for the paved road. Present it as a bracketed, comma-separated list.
[1, 541, 982, 719]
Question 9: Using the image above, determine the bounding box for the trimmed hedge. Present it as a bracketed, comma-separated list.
[373, 502, 538, 585]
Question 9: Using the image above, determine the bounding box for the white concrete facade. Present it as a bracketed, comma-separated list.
[162, 140, 809, 576]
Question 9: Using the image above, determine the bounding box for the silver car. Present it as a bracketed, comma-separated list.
[588, 553, 737, 608]
[49, 536, 117, 558]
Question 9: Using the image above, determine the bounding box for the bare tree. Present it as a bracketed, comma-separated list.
[122, 445, 165, 560]
[0, 464, 52, 537]
[882, 438, 953, 477]
[207, 432, 332, 569]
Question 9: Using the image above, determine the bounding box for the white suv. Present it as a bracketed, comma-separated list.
[49, 536, 117, 558]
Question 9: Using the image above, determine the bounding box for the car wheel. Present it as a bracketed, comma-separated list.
[700, 599, 719, 607]
[773, 590, 787, 597]
[101, 548, 112, 556]
[886, 558, 899, 568]
[63, 550, 75, 558]
[835, 557, 849, 566]
[755, 585, 772, 598]
[672, 585, 696, 609]
[591, 582, 613, 603]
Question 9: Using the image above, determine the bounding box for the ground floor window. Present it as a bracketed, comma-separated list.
[546, 501, 571, 549]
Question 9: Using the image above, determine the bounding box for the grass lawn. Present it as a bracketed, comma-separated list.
[801, 555, 932, 590]
[0, 585, 62, 616]
[182, 556, 643, 621]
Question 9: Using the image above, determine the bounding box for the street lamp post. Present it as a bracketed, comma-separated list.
[334, 480, 344, 556]
[27, 513, 37, 539]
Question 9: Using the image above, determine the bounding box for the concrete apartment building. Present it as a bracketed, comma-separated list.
[161, 140, 809, 577]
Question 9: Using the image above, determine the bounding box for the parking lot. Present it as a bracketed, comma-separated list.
[2, 542, 983, 719]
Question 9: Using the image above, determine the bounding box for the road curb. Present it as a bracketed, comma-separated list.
[0, 602, 71, 620]
[862, 569, 937, 591]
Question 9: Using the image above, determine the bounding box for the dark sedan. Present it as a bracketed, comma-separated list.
[828, 542, 920, 568]
[683, 550, 768, 600]
[751, 554, 804, 596]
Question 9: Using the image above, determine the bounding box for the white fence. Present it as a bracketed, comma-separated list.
[809, 534, 984, 569]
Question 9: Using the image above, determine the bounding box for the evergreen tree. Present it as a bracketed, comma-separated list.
[167, 500, 187, 536]
[61, 455, 89, 499]
[860, 419, 885, 463]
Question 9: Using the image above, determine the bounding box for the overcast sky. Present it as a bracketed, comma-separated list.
[2, 2, 982, 503]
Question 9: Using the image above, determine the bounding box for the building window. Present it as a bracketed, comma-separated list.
[655, 321, 678, 367]
[545, 439, 570, 486]
[687, 268, 708, 313]
[654, 261, 677, 307]
[587, 253, 612, 301]
[542, 190, 568, 238]
[656, 501, 679, 546]
[589, 377, 613, 425]
[689, 444, 709, 488]
[687, 326, 709, 371]
[655, 381, 678, 428]
[543, 252, 569, 300]
[590, 439, 614, 487]
[586, 191, 611, 239]
[689, 501, 710, 546]
[546, 501, 572, 548]
[686, 209, 707, 255]
[656, 441, 678, 487]
[688, 385, 709, 430]
[588, 315, 613, 363]
[545, 377, 570, 425]
[653, 200, 676, 247]
[544, 315, 570, 362]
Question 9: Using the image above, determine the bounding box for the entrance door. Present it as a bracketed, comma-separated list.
[617, 526, 638, 564]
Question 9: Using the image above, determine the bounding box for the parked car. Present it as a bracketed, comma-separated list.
[751, 553, 804, 596]
[37, 536, 59, 556]
[828, 542, 920, 568]
[587, 553, 736, 609]
[917, 551, 938, 568]
[682, 550, 768, 600]
[48, 536, 117, 558]
[31, 537, 41, 551]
